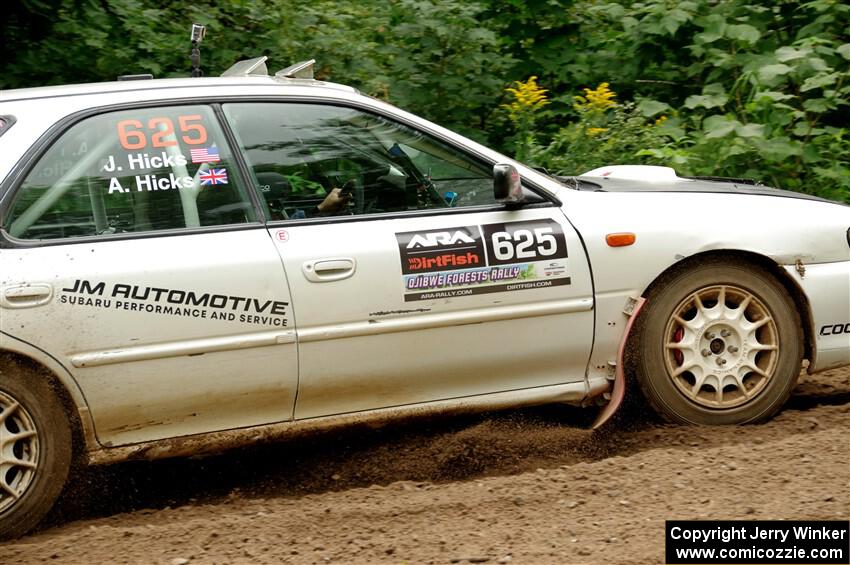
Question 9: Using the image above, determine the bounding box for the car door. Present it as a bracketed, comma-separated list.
[0, 104, 298, 446]
[224, 101, 594, 419]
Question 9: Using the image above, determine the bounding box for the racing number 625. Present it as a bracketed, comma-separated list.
[492, 227, 558, 261]
[116, 115, 208, 150]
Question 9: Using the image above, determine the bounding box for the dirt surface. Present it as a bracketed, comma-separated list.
[4, 367, 849, 564]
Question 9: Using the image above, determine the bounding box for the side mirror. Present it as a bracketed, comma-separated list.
[493, 164, 524, 204]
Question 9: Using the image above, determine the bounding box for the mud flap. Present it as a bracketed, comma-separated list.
[591, 296, 647, 429]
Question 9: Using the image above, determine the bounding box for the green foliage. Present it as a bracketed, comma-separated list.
[1, 0, 512, 141]
[501, 76, 550, 161]
[531, 83, 669, 173]
[374, 1, 514, 139]
[2, 0, 849, 201]
[511, 0, 850, 202]
[616, 0, 850, 200]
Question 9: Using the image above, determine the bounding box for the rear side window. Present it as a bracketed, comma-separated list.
[6, 106, 256, 240]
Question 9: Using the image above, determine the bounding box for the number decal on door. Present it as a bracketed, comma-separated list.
[483, 220, 568, 266]
[396, 219, 571, 302]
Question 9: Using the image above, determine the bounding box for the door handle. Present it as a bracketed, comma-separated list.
[1, 284, 54, 309]
[302, 258, 356, 282]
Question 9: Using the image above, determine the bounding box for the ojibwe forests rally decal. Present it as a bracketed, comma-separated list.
[59, 279, 288, 327]
[396, 219, 570, 302]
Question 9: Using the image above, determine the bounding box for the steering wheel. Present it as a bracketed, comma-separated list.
[385, 143, 443, 209]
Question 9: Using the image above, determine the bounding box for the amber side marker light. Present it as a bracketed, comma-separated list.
[606, 233, 636, 247]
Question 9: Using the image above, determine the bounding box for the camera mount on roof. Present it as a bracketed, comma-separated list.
[190, 23, 206, 78]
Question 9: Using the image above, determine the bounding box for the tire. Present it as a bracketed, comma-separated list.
[0, 361, 72, 539]
[634, 259, 803, 425]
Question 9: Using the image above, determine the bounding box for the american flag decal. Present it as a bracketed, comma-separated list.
[190, 146, 221, 164]
[199, 168, 228, 186]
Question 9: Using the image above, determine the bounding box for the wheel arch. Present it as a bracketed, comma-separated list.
[0, 340, 97, 460]
[637, 249, 815, 367]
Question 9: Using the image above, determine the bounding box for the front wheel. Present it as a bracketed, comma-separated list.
[0, 361, 72, 539]
[634, 260, 803, 424]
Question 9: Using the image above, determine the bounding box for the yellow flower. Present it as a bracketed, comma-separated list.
[655, 115, 668, 126]
[573, 82, 617, 112]
[586, 127, 608, 137]
[502, 76, 549, 121]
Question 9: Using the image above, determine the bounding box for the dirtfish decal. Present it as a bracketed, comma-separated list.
[396, 219, 571, 301]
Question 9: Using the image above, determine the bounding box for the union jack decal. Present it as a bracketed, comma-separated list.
[199, 168, 228, 186]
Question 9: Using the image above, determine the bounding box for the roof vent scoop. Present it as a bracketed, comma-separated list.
[275, 59, 316, 80]
[221, 56, 269, 77]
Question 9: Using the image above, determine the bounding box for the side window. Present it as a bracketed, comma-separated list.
[7, 105, 256, 240]
[222, 103, 495, 220]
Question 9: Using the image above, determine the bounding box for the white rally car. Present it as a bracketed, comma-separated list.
[1, 58, 849, 538]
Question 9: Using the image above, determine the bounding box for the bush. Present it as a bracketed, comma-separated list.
[531, 83, 669, 175]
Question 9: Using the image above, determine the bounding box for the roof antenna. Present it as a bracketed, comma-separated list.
[190, 23, 206, 77]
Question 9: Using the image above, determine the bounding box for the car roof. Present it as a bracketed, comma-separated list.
[0, 75, 358, 103]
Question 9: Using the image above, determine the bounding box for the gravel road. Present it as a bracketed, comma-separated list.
[4, 367, 849, 564]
